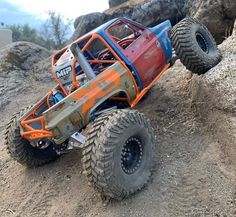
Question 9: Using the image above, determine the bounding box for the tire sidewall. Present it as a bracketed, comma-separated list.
[103, 120, 155, 192]
[171, 17, 221, 74]
[6, 108, 59, 167]
[16, 121, 58, 163]
[190, 23, 217, 59]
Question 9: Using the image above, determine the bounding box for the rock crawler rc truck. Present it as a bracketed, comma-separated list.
[5, 17, 221, 199]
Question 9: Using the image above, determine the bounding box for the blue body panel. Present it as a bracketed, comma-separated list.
[149, 20, 173, 62]
[96, 19, 144, 90]
[76, 18, 173, 91]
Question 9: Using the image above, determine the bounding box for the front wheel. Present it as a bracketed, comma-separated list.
[4, 107, 59, 167]
[171, 17, 221, 75]
[82, 109, 156, 200]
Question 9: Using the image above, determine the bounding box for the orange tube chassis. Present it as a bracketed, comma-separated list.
[19, 32, 170, 142]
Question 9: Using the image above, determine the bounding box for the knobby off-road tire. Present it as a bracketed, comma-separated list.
[171, 17, 221, 75]
[82, 109, 156, 200]
[4, 107, 59, 167]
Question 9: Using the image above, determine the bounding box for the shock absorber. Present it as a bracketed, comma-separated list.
[49, 90, 64, 106]
[53, 90, 64, 101]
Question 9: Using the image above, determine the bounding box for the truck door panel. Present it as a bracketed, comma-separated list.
[123, 29, 166, 88]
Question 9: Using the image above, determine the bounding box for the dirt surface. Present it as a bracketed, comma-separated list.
[0, 59, 235, 217]
[189, 30, 236, 170]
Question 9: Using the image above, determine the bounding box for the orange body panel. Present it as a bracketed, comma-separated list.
[19, 29, 170, 142]
[70, 70, 121, 114]
[20, 101, 54, 140]
[131, 64, 170, 107]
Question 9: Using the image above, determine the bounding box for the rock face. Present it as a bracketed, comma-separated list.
[71, 0, 236, 44]
[190, 26, 236, 166]
[71, 12, 112, 42]
[71, 0, 184, 41]
[105, 0, 184, 26]
[109, 0, 128, 8]
[31, 57, 52, 82]
[0, 42, 51, 110]
[186, 0, 236, 43]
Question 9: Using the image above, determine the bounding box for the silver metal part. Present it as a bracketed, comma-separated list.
[171, 48, 178, 64]
[31, 139, 52, 149]
[70, 131, 87, 148]
[70, 43, 96, 80]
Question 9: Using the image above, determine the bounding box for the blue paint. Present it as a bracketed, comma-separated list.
[49, 97, 57, 106]
[149, 20, 173, 62]
[81, 18, 119, 38]
[49, 91, 64, 106]
[54, 91, 64, 101]
[96, 19, 143, 90]
[73, 18, 173, 91]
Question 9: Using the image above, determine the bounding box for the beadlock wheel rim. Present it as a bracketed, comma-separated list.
[121, 137, 143, 174]
[196, 32, 209, 53]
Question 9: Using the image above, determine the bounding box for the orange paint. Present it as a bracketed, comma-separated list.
[21, 115, 54, 140]
[19, 29, 161, 141]
[131, 63, 170, 107]
[70, 69, 121, 113]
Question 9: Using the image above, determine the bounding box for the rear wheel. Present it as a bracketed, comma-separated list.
[171, 17, 221, 74]
[82, 109, 156, 199]
[4, 107, 59, 167]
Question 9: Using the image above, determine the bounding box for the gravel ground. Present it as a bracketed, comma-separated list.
[0, 57, 235, 216]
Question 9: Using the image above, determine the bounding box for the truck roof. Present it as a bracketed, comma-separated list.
[77, 17, 145, 42]
[53, 17, 145, 90]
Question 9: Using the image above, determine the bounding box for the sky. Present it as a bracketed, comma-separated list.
[0, 0, 109, 27]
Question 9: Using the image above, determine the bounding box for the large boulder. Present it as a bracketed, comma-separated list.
[70, 0, 184, 42]
[105, 0, 184, 26]
[71, 0, 236, 44]
[0, 42, 51, 110]
[0, 41, 50, 71]
[71, 13, 111, 42]
[109, 0, 129, 8]
[186, 0, 236, 43]
[190, 24, 236, 166]
[31, 57, 52, 82]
